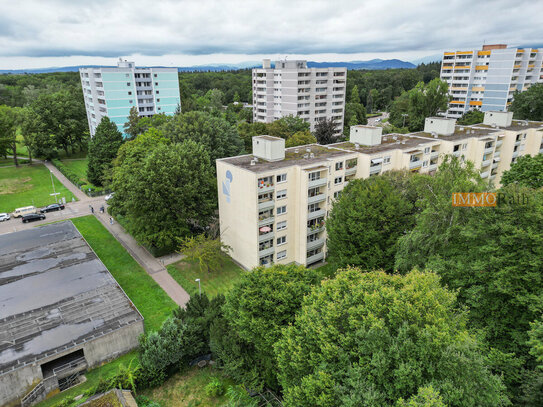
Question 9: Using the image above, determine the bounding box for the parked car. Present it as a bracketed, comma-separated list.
[12, 206, 37, 218]
[40, 203, 65, 213]
[0, 213, 10, 222]
[105, 193, 115, 202]
[22, 213, 46, 223]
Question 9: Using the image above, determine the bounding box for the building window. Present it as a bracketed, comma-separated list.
[277, 206, 287, 215]
[383, 156, 391, 164]
[423, 160, 429, 168]
[129, 100, 133, 104]
[462, 143, 468, 150]
[277, 236, 286, 246]
[335, 161, 343, 171]
[156, 90, 160, 94]
[277, 221, 287, 231]
[128, 91, 132, 95]
[157, 98, 160, 102]
[155, 82, 158, 86]
[276, 174, 287, 183]
[125, 73, 129, 77]
[333, 191, 341, 199]
[424, 147, 430, 154]
[276, 189, 287, 199]
[334, 176, 343, 185]
[277, 250, 287, 260]
[127, 82, 131, 86]
[158, 107, 161, 111]
[154, 73, 157, 77]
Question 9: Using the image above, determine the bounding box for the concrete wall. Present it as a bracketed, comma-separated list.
[0, 321, 143, 407]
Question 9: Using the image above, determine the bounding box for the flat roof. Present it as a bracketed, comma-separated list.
[476, 120, 543, 132]
[221, 144, 354, 173]
[0, 222, 143, 375]
[332, 134, 434, 155]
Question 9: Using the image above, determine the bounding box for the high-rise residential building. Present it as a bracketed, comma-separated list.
[79, 59, 180, 136]
[252, 59, 346, 136]
[217, 111, 543, 270]
[441, 44, 543, 119]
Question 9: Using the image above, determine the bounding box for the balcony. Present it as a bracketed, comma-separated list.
[306, 251, 325, 264]
[307, 238, 325, 251]
[496, 140, 503, 147]
[308, 194, 326, 204]
[481, 159, 491, 167]
[492, 162, 499, 169]
[259, 246, 275, 257]
[258, 216, 275, 227]
[484, 147, 494, 154]
[480, 171, 489, 179]
[452, 150, 461, 157]
[257, 184, 274, 193]
[258, 199, 275, 210]
[307, 226, 324, 235]
[430, 151, 439, 159]
[258, 232, 274, 242]
[308, 177, 327, 188]
[369, 164, 382, 174]
[308, 209, 326, 220]
[512, 151, 519, 158]
[428, 163, 438, 171]
[514, 140, 521, 146]
[494, 151, 501, 158]
[409, 160, 422, 169]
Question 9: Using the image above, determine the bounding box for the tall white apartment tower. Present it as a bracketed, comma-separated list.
[252, 59, 347, 136]
[80, 59, 181, 137]
[441, 44, 543, 119]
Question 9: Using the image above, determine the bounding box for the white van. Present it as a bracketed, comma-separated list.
[12, 206, 37, 218]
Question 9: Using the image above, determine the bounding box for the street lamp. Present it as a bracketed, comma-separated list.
[195, 278, 201, 297]
[401, 113, 409, 128]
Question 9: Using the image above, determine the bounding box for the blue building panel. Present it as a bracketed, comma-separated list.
[107, 107, 132, 117]
[154, 88, 179, 97]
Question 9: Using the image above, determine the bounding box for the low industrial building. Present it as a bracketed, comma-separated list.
[0, 221, 144, 407]
[217, 111, 543, 270]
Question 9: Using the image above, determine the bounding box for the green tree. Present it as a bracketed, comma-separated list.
[457, 110, 484, 125]
[160, 111, 244, 166]
[0, 105, 20, 165]
[389, 79, 449, 131]
[326, 174, 415, 272]
[111, 140, 216, 251]
[275, 269, 507, 407]
[314, 118, 337, 145]
[510, 83, 543, 120]
[350, 85, 361, 104]
[501, 154, 543, 189]
[529, 316, 543, 368]
[267, 115, 310, 139]
[238, 121, 267, 152]
[344, 102, 367, 137]
[285, 130, 317, 147]
[87, 117, 123, 186]
[178, 234, 232, 274]
[123, 106, 141, 139]
[214, 264, 321, 390]
[395, 155, 486, 272]
[396, 386, 446, 407]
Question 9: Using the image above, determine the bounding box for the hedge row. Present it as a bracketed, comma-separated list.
[51, 159, 110, 197]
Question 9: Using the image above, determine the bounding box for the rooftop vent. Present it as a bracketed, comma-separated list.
[295, 149, 299, 153]
[303, 153, 309, 159]
[306, 147, 311, 153]
[253, 157, 259, 162]
[393, 136, 398, 140]
[431, 131, 437, 138]
[433, 134, 438, 138]
[310, 153, 315, 158]
[459, 127, 465, 131]
[401, 140, 406, 144]
[354, 143, 360, 149]
[383, 136, 388, 141]
[250, 160, 256, 166]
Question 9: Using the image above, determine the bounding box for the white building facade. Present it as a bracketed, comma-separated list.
[252, 59, 346, 136]
[79, 59, 180, 136]
[217, 112, 543, 270]
[441, 44, 543, 118]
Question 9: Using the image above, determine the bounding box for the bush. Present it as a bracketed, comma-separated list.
[51, 159, 85, 187]
[204, 377, 225, 397]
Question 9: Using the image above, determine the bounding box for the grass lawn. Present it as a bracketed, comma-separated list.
[71, 216, 177, 332]
[36, 216, 178, 407]
[167, 256, 245, 298]
[0, 157, 30, 167]
[0, 164, 76, 213]
[141, 366, 236, 407]
[61, 158, 90, 184]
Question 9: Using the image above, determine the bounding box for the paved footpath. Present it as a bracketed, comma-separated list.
[2, 159, 190, 307]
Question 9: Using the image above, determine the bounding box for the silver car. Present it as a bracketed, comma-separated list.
[0, 213, 11, 222]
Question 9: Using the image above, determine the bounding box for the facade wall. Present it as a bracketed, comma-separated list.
[441, 46, 543, 118]
[80, 62, 180, 137]
[252, 60, 346, 136]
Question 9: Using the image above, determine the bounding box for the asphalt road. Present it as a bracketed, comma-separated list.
[368, 112, 390, 126]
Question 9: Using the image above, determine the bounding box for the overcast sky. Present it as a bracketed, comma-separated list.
[1, 0, 542, 69]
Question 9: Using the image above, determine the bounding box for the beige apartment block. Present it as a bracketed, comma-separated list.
[217, 112, 543, 270]
[252, 59, 346, 136]
[441, 44, 543, 118]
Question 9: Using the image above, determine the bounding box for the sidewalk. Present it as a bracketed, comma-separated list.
[43, 161, 88, 202]
[94, 208, 190, 307]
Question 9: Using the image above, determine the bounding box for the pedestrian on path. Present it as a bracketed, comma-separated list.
[109, 217, 114, 225]
[91, 206, 94, 214]
[100, 206, 105, 214]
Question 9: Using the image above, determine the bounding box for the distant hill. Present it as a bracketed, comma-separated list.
[0, 59, 416, 74]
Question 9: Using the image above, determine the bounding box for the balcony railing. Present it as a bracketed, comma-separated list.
[258, 200, 275, 210]
[484, 147, 494, 154]
[307, 225, 324, 235]
[481, 159, 491, 167]
[495, 140, 503, 147]
[308, 194, 326, 204]
[307, 238, 325, 251]
[409, 160, 422, 169]
[258, 232, 274, 242]
[308, 177, 327, 188]
[306, 251, 325, 264]
[259, 246, 275, 257]
[308, 209, 326, 220]
[370, 164, 382, 174]
[258, 184, 274, 193]
[345, 167, 357, 175]
[480, 171, 489, 179]
[258, 216, 275, 227]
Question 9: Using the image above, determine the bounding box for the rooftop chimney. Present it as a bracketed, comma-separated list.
[349, 125, 382, 146]
[252, 135, 285, 161]
[483, 111, 513, 128]
[424, 117, 456, 136]
[262, 59, 271, 69]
